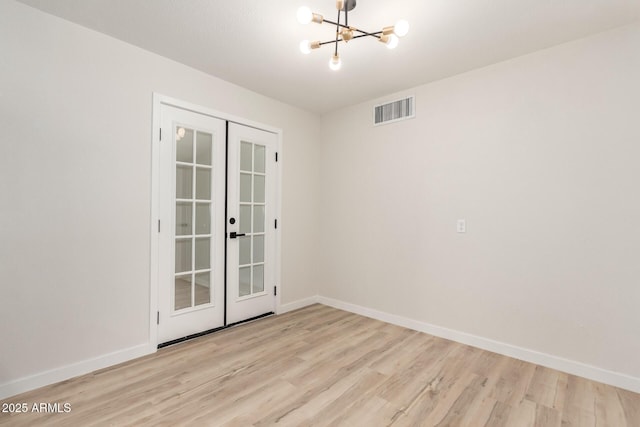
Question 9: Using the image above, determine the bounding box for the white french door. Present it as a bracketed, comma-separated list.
[158, 105, 226, 343]
[226, 123, 278, 324]
[157, 102, 278, 344]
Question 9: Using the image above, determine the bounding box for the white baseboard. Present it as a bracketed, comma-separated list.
[277, 295, 319, 314]
[4, 297, 638, 399]
[1, 296, 320, 400]
[0, 343, 156, 400]
[316, 296, 640, 394]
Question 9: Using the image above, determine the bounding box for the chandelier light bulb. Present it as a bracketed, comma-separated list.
[300, 40, 312, 54]
[386, 34, 399, 49]
[297, 6, 313, 24]
[394, 19, 410, 37]
[329, 54, 342, 71]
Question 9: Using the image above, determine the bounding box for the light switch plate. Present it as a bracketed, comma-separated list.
[457, 219, 466, 233]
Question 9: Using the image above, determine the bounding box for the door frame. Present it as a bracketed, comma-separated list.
[150, 93, 282, 349]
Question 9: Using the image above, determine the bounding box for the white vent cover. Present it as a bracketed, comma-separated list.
[373, 96, 415, 126]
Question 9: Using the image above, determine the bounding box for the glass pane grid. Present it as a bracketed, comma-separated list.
[237, 142, 267, 299]
[174, 125, 214, 311]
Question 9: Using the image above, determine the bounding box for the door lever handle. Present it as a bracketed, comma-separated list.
[229, 232, 246, 239]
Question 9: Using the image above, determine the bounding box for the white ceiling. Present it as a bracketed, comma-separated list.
[17, 0, 640, 114]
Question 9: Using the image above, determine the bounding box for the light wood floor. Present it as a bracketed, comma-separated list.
[1, 304, 638, 426]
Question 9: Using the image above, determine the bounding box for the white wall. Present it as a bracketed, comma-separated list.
[0, 0, 320, 395]
[319, 23, 640, 384]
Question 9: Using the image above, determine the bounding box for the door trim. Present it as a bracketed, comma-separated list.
[150, 93, 282, 349]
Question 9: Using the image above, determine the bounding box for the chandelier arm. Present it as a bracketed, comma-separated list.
[318, 31, 381, 47]
[323, 19, 349, 29]
[352, 32, 382, 40]
[323, 19, 383, 38]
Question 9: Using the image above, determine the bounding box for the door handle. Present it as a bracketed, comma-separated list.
[229, 232, 246, 239]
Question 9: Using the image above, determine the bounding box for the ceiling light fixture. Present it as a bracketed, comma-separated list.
[297, 0, 409, 71]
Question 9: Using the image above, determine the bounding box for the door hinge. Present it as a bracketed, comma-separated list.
[275, 152, 278, 162]
[158, 220, 161, 233]
[274, 219, 278, 229]
[274, 286, 277, 296]
[157, 311, 160, 325]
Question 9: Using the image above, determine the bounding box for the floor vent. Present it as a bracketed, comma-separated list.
[374, 96, 415, 126]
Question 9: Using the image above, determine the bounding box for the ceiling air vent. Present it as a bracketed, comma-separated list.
[373, 96, 415, 126]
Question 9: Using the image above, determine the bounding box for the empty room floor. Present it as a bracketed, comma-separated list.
[1, 304, 638, 426]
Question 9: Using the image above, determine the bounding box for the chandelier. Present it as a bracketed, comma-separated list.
[297, 0, 409, 71]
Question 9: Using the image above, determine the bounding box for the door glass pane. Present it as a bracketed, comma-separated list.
[253, 205, 264, 233]
[239, 236, 251, 266]
[235, 138, 269, 299]
[194, 272, 210, 306]
[167, 117, 222, 319]
[174, 275, 192, 310]
[176, 166, 193, 199]
[175, 202, 192, 236]
[240, 141, 252, 172]
[196, 168, 211, 200]
[176, 127, 193, 163]
[254, 145, 266, 173]
[196, 132, 212, 166]
[195, 203, 210, 235]
[175, 239, 192, 273]
[194, 238, 210, 270]
[253, 235, 264, 263]
[240, 173, 252, 203]
[239, 205, 251, 234]
[239, 267, 251, 297]
[254, 175, 265, 203]
[253, 265, 264, 293]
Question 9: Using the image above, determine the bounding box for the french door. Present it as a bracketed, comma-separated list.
[157, 104, 277, 344]
[226, 123, 278, 324]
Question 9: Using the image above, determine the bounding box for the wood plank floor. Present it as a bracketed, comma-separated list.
[1, 304, 638, 426]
